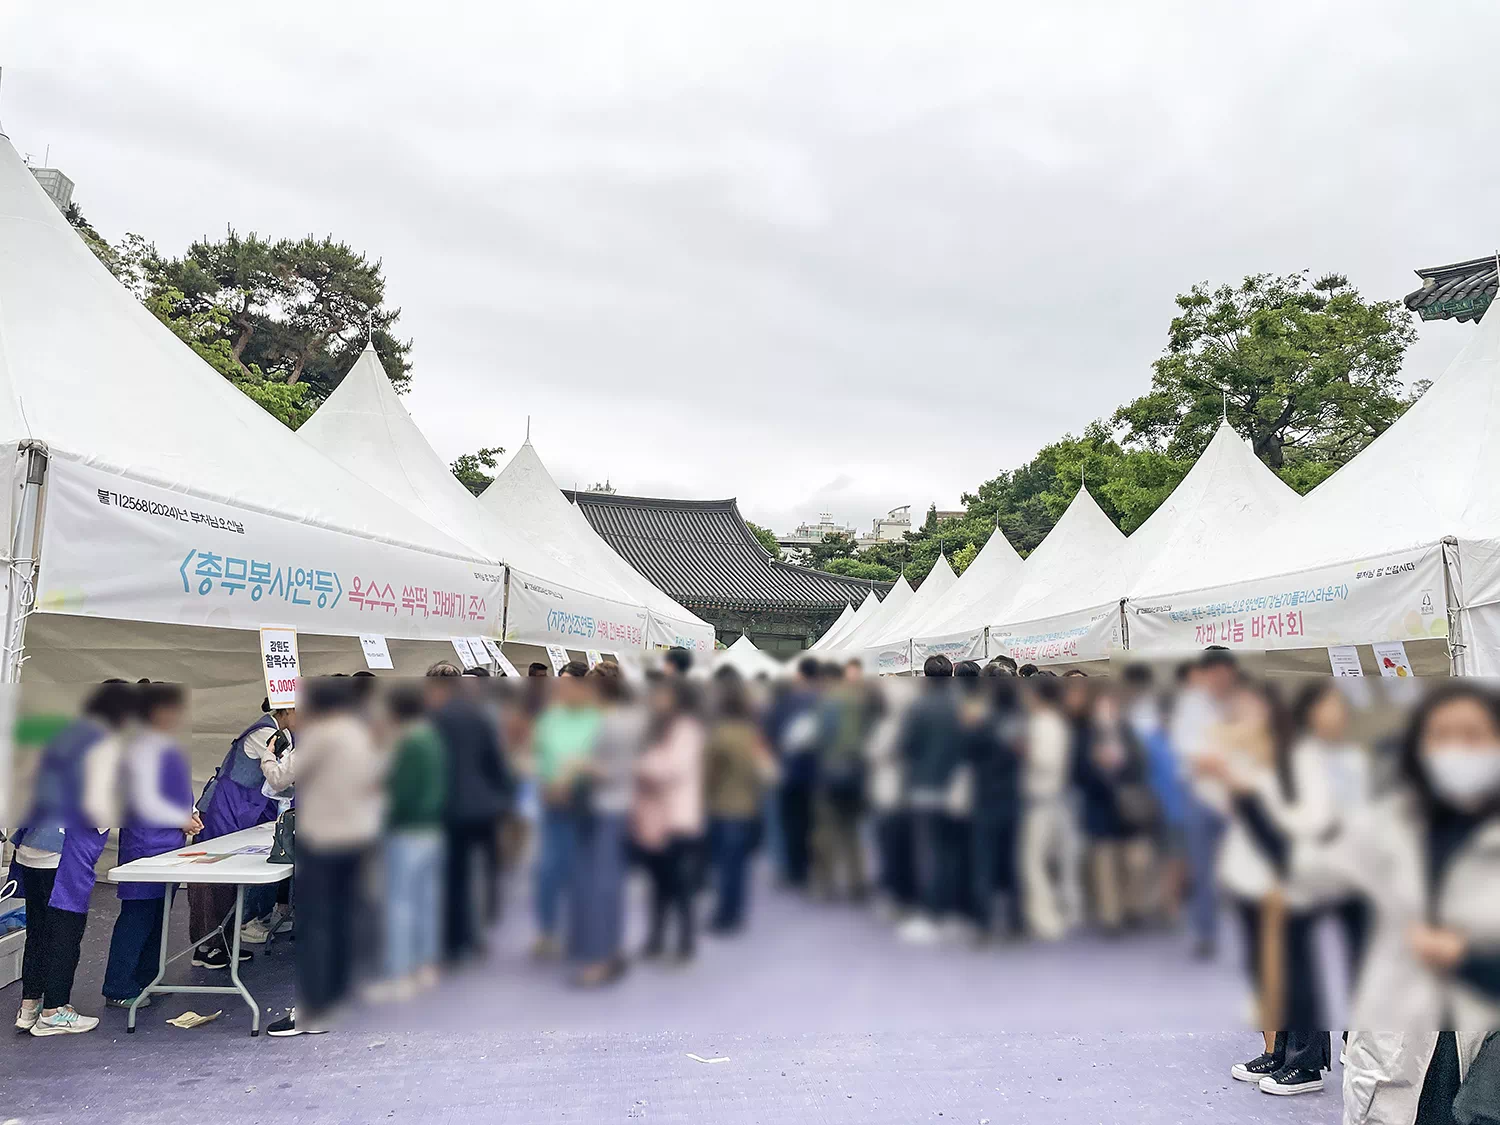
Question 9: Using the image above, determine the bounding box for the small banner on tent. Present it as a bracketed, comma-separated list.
[874, 643, 912, 674]
[989, 603, 1123, 666]
[912, 629, 987, 667]
[1126, 544, 1447, 654]
[504, 567, 648, 652]
[646, 612, 714, 653]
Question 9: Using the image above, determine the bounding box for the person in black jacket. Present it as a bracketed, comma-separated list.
[967, 674, 1025, 941]
[425, 661, 513, 962]
[897, 655, 964, 944]
[1074, 691, 1156, 935]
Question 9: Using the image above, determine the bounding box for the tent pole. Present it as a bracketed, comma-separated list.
[1441, 537, 1466, 677]
[2, 442, 48, 685]
[1119, 598, 1130, 653]
[499, 567, 511, 649]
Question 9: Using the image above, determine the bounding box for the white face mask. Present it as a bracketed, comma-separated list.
[1422, 746, 1500, 809]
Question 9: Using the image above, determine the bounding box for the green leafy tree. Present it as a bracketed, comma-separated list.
[451, 446, 506, 496]
[744, 521, 782, 557]
[822, 556, 898, 582]
[1114, 271, 1418, 479]
[950, 541, 979, 574]
[808, 531, 857, 569]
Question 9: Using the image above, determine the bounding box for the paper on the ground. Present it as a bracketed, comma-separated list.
[359, 633, 393, 670]
[686, 1053, 730, 1064]
[545, 644, 569, 674]
[450, 636, 478, 669]
[1327, 646, 1364, 677]
[167, 1009, 222, 1029]
[1372, 640, 1413, 677]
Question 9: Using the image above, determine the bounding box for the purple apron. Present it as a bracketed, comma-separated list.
[118, 748, 193, 900]
[198, 715, 279, 842]
[48, 821, 109, 915]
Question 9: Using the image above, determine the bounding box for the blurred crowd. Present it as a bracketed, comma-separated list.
[5, 647, 1500, 1123]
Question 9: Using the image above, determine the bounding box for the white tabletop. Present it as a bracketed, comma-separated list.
[107, 822, 291, 886]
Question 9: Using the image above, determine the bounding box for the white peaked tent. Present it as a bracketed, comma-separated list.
[811, 603, 855, 650]
[827, 575, 913, 657]
[1128, 309, 1500, 672]
[298, 344, 660, 651]
[811, 591, 879, 652]
[1003, 420, 1300, 664]
[477, 445, 714, 655]
[984, 485, 1125, 664]
[910, 526, 1025, 664]
[715, 633, 786, 679]
[866, 555, 959, 672]
[0, 133, 502, 661]
[0, 132, 507, 782]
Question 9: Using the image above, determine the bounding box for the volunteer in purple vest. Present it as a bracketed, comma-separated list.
[102, 684, 201, 1008]
[186, 698, 295, 970]
[10, 680, 137, 1037]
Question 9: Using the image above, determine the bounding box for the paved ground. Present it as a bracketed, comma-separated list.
[1, 867, 1344, 1125]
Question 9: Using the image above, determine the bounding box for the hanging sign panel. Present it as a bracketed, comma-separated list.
[989, 602, 1122, 666]
[450, 637, 479, 669]
[504, 567, 648, 651]
[37, 457, 503, 640]
[545, 644, 570, 674]
[259, 625, 300, 709]
[912, 628, 988, 667]
[1127, 544, 1448, 654]
[359, 633, 393, 670]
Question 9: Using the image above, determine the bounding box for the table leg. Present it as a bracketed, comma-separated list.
[227, 885, 259, 1035]
[127, 891, 174, 1033]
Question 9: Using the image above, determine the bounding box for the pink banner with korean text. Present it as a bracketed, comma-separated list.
[1125, 543, 1449, 654]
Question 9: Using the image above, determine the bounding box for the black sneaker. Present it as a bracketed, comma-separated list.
[1259, 1067, 1324, 1096]
[1231, 1053, 1281, 1083]
[192, 946, 252, 970]
[104, 995, 152, 1009]
[267, 1008, 327, 1038]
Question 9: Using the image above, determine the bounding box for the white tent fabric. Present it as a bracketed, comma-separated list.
[866, 555, 959, 671]
[826, 576, 912, 657]
[909, 527, 1025, 664]
[810, 591, 879, 652]
[714, 633, 786, 679]
[1127, 314, 1500, 665]
[985, 486, 1125, 664]
[0, 134, 505, 646]
[1001, 420, 1300, 663]
[299, 345, 664, 648]
[477, 445, 714, 654]
[809, 603, 854, 652]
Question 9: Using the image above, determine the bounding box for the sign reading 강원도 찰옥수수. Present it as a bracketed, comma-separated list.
[259, 625, 300, 709]
[36, 457, 503, 640]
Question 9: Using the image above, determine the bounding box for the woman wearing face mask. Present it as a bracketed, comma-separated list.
[1207, 682, 1500, 1124]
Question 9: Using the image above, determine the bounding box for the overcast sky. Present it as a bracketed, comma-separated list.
[3, 1, 1495, 535]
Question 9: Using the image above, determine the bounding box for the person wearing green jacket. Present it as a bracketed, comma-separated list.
[382, 684, 448, 995]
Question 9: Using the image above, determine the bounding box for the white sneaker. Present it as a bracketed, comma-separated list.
[15, 1000, 41, 1031]
[30, 1005, 100, 1036]
[897, 916, 940, 945]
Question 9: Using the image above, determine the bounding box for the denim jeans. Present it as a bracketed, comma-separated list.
[385, 829, 443, 979]
[710, 817, 759, 929]
[533, 807, 576, 939]
[1184, 795, 1226, 947]
[103, 896, 166, 1000]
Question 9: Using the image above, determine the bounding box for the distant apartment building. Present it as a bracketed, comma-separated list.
[28, 165, 74, 212]
[869, 505, 911, 541]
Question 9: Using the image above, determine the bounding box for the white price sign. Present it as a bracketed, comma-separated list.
[259, 626, 300, 709]
[1372, 640, 1414, 678]
[585, 650, 602, 669]
[466, 637, 491, 667]
[450, 636, 479, 670]
[480, 637, 520, 678]
[545, 644, 570, 674]
[359, 633, 393, 670]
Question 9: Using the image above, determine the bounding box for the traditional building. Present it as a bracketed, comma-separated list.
[563, 490, 891, 654]
[1404, 256, 1496, 323]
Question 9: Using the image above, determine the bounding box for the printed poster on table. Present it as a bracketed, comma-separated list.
[359, 633, 393, 670]
[259, 626, 300, 709]
[1127, 544, 1447, 654]
[37, 456, 503, 640]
